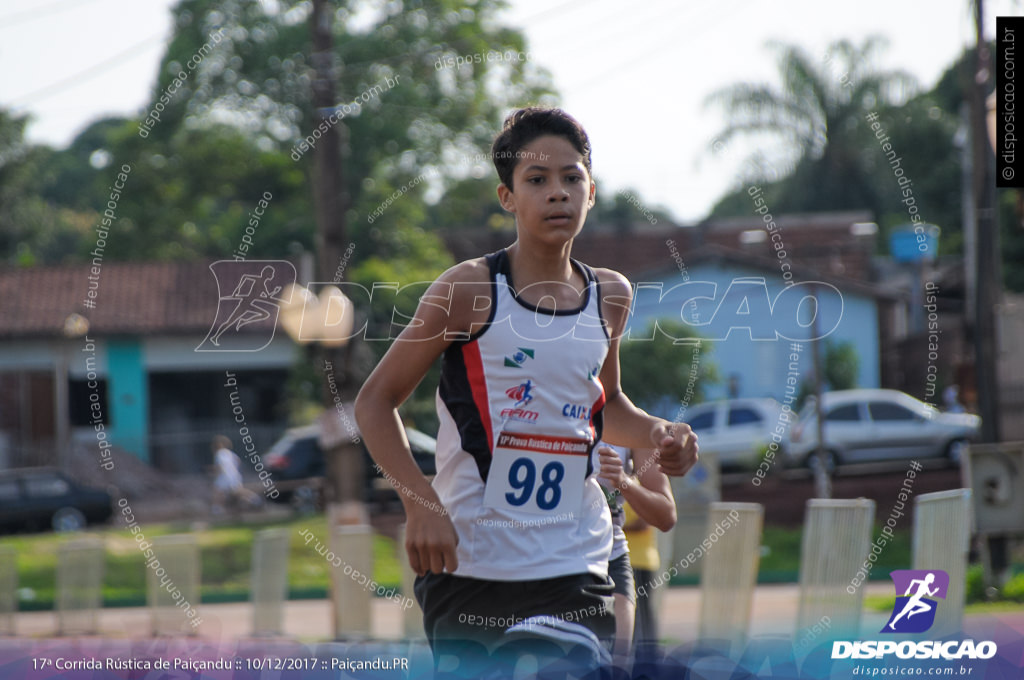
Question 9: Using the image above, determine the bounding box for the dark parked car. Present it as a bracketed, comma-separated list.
[265, 424, 437, 510]
[0, 468, 114, 533]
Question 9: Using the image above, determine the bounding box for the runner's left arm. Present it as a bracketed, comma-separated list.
[595, 269, 698, 477]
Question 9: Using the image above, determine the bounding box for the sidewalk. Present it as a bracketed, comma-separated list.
[16, 582, 1021, 643]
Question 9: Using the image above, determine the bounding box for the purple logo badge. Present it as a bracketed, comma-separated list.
[881, 569, 949, 634]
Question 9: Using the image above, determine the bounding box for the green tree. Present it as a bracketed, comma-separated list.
[0, 109, 92, 265]
[824, 339, 859, 391]
[36, 118, 310, 261]
[707, 37, 916, 217]
[428, 176, 509, 232]
[146, 0, 556, 259]
[868, 94, 962, 254]
[585, 187, 675, 232]
[618, 320, 719, 416]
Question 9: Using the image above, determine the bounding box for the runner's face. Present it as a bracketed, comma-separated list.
[498, 135, 595, 246]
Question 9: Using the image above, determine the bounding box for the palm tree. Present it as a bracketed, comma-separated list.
[707, 37, 917, 214]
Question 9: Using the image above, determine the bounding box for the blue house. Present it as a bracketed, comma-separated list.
[444, 216, 908, 414]
[623, 245, 904, 407]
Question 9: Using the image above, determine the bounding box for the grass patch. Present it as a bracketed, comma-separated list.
[10, 518, 1015, 610]
[3, 515, 404, 610]
[670, 524, 913, 585]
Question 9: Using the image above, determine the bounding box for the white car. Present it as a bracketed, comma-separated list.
[786, 389, 981, 473]
[680, 398, 790, 470]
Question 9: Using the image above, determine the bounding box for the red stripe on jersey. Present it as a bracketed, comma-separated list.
[462, 342, 493, 453]
[589, 375, 606, 442]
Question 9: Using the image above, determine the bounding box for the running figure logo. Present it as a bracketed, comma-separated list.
[505, 380, 535, 408]
[197, 261, 296, 352]
[881, 569, 949, 634]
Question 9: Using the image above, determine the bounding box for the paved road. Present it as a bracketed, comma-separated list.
[14, 583, 1022, 643]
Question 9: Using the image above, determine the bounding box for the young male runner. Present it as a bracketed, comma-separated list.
[355, 107, 698, 665]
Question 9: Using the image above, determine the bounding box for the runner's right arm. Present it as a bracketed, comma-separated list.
[355, 259, 489, 576]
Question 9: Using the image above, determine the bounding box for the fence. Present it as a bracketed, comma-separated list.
[913, 488, 972, 637]
[56, 537, 104, 635]
[0, 545, 16, 635]
[148, 534, 201, 636]
[796, 498, 875, 639]
[698, 502, 763, 652]
[251, 527, 290, 636]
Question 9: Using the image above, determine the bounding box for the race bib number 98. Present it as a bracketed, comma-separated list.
[483, 432, 591, 515]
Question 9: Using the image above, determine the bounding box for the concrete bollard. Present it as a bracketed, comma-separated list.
[331, 524, 373, 638]
[0, 545, 16, 636]
[251, 528, 290, 636]
[397, 525, 424, 639]
[913, 488, 972, 637]
[797, 498, 876, 640]
[698, 502, 764, 653]
[56, 537, 105, 635]
[148, 534, 201, 636]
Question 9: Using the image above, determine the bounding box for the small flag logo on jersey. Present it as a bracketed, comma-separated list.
[504, 347, 535, 368]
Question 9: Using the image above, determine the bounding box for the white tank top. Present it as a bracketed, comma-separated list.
[433, 249, 613, 580]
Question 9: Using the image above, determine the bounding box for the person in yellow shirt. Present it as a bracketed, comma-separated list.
[624, 499, 662, 647]
[598, 445, 675, 664]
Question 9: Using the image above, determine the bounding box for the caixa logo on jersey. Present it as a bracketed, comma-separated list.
[832, 569, 997, 661]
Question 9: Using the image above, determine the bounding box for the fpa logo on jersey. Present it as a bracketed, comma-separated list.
[832, 569, 997, 661]
[501, 380, 539, 424]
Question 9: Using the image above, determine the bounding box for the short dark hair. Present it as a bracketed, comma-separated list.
[491, 107, 592, 190]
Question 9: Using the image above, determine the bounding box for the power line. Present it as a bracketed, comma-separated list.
[0, 0, 107, 29]
[10, 32, 166, 108]
[562, 0, 747, 96]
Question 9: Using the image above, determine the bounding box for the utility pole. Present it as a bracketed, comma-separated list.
[971, 0, 1010, 596]
[310, 0, 364, 524]
[810, 283, 831, 499]
[971, 0, 1003, 443]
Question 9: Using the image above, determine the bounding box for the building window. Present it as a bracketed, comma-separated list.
[68, 379, 109, 427]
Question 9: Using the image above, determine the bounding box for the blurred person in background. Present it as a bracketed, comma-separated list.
[209, 435, 260, 514]
[597, 444, 675, 665]
[624, 499, 662, 648]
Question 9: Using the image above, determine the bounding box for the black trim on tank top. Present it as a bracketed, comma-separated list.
[593, 274, 611, 342]
[457, 251, 502, 345]
[494, 248, 594, 316]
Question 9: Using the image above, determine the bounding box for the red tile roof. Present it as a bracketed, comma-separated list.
[444, 211, 878, 282]
[0, 260, 281, 339]
[1, 210, 892, 339]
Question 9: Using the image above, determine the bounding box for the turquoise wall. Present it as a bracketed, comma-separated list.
[106, 338, 149, 462]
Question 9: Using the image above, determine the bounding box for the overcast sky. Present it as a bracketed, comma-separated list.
[1, 0, 1018, 222]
